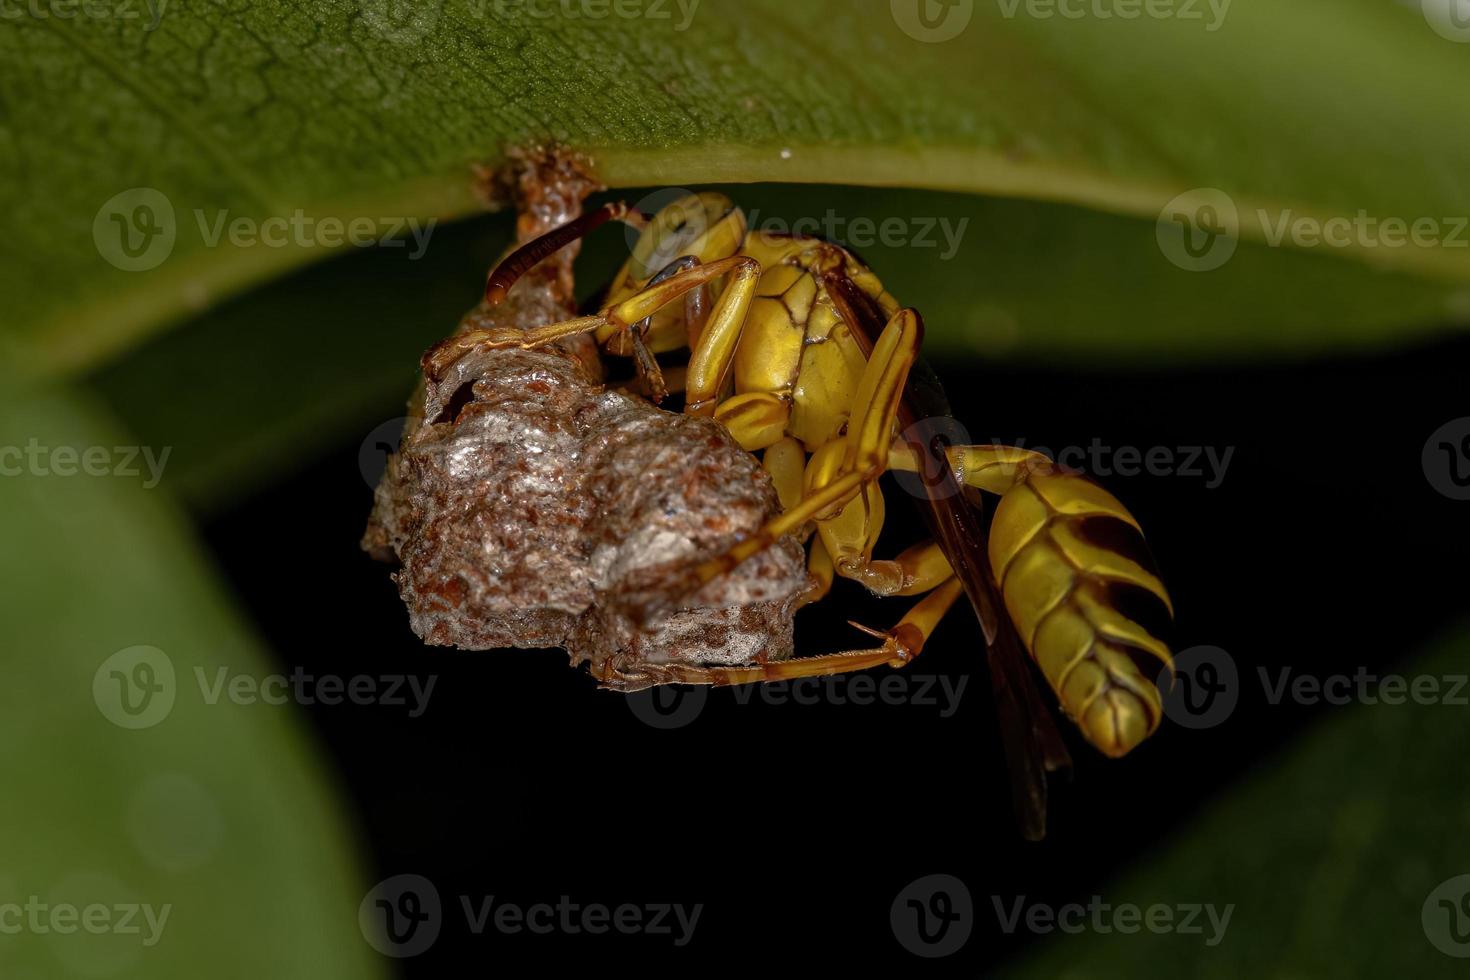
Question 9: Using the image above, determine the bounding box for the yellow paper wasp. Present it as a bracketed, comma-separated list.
[427, 190, 1175, 837]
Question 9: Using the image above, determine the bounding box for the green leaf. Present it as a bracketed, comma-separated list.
[0, 380, 386, 979]
[90, 183, 1468, 510]
[7, 0, 1470, 377]
[1002, 624, 1470, 978]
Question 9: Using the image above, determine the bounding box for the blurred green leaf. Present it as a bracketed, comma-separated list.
[6, 0, 1470, 377]
[0, 382, 385, 979]
[90, 184, 1470, 510]
[1003, 624, 1470, 978]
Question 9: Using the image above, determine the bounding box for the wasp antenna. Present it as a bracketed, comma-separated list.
[485, 201, 642, 305]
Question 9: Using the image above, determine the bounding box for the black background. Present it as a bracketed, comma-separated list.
[200, 252, 1468, 970]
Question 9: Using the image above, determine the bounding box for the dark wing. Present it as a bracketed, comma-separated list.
[825, 272, 1072, 840]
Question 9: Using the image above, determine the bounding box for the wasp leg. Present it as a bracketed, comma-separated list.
[623, 364, 688, 400]
[762, 437, 806, 512]
[842, 538, 955, 597]
[620, 254, 710, 403]
[802, 434, 889, 587]
[599, 577, 965, 689]
[887, 442, 1053, 494]
[763, 436, 834, 609]
[688, 308, 922, 589]
[680, 257, 764, 417]
[796, 536, 836, 609]
[715, 392, 791, 450]
[427, 256, 759, 381]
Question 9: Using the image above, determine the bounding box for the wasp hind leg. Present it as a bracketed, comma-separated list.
[599, 576, 965, 689]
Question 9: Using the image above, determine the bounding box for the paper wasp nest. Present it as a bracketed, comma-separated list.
[362, 150, 808, 687]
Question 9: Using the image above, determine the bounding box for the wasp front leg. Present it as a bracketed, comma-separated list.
[426, 255, 759, 381]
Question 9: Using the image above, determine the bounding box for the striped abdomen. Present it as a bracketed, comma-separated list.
[987, 468, 1174, 757]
